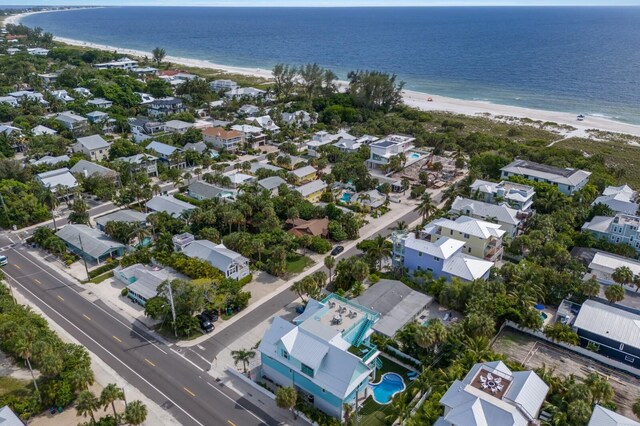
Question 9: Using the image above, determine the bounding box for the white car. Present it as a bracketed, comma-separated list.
[0, 255, 7, 266]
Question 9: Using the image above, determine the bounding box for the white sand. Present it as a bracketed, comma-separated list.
[7, 10, 640, 138]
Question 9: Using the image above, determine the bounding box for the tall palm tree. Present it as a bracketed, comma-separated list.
[15, 328, 41, 401]
[231, 349, 256, 374]
[415, 192, 436, 220]
[392, 221, 408, 232]
[367, 235, 392, 272]
[76, 390, 100, 424]
[42, 187, 59, 231]
[124, 400, 147, 426]
[324, 256, 336, 282]
[100, 383, 124, 419]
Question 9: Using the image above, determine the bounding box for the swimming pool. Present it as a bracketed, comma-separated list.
[370, 373, 406, 404]
[541, 312, 548, 321]
[340, 192, 353, 203]
[409, 153, 421, 160]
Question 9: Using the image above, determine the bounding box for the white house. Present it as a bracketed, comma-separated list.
[51, 89, 74, 103]
[500, 159, 591, 195]
[367, 134, 415, 169]
[180, 239, 250, 280]
[469, 179, 535, 212]
[592, 185, 638, 215]
[282, 110, 315, 126]
[225, 87, 266, 99]
[450, 197, 526, 237]
[36, 168, 79, 194]
[87, 98, 113, 109]
[247, 115, 280, 133]
[210, 79, 238, 91]
[73, 135, 111, 161]
[94, 57, 138, 70]
[164, 120, 194, 134]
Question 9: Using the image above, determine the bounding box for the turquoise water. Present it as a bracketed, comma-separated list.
[21, 6, 640, 124]
[409, 153, 421, 160]
[541, 312, 549, 320]
[370, 373, 405, 404]
[340, 192, 353, 203]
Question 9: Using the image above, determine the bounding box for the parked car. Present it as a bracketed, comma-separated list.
[202, 310, 219, 323]
[331, 245, 344, 256]
[0, 255, 7, 267]
[196, 314, 214, 333]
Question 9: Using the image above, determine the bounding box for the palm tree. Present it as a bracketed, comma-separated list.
[612, 266, 634, 288]
[100, 383, 124, 420]
[604, 284, 625, 304]
[152, 46, 166, 66]
[42, 187, 59, 231]
[124, 400, 147, 426]
[633, 398, 640, 420]
[76, 390, 100, 424]
[392, 221, 408, 232]
[324, 256, 336, 282]
[367, 235, 392, 272]
[401, 177, 411, 194]
[415, 192, 436, 220]
[275, 387, 297, 419]
[15, 328, 41, 401]
[231, 349, 256, 374]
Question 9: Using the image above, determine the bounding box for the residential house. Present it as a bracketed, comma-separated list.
[56, 111, 89, 134]
[247, 115, 280, 133]
[231, 124, 267, 148]
[436, 361, 548, 426]
[354, 190, 387, 210]
[114, 263, 182, 306]
[355, 279, 433, 338]
[147, 97, 187, 117]
[225, 172, 256, 188]
[183, 141, 208, 154]
[469, 179, 535, 212]
[306, 131, 353, 157]
[188, 180, 236, 201]
[367, 134, 416, 169]
[95, 209, 148, 232]
[0, 125, 22, 137]
[73, 87, 92, 98]
[117, 154, 158, 177]
[286, 218, 329, 238]
[0, 404, 23, 426]
[164, 119, 194, 134]
[0, 96, 18, 107]
[257, 176, 287, 195]
[500, 159, 591, 195]
[225, 87, 266, 99]
[29, 155, 69, 167]
[128, 118, 165, 143]
[202, 127, 244, 151]
[9, 90, 48, 106]
[282, 110, 315, 126]
[178, 238, 250, 280]
[588, 405, 640, 426]
[73, 135, 111, 161]
[573, 299, 640, 366]
[56, 224, 125, 264]
[38, 72, 60, 85]
[135, 92, 155, 105]
[294, 180, 328, 203]
[51, 89, 74, 103]
[421, 216, 506, 261]
[87, 97, 113, 109]
[93, 57, 138, 70]
[36, 168, 78, 195]
[572, 247, 640, 290]
[290, 165, 317, 184]
[250, 162, 282, 175]
[86, 111, 116, 132]
[70, 160, 119, 182]
[238, 104, 260, 117]
[145, 141, 186, 169]
[131, 66, 158, 75]
[31, 124, 57, 136]
[450, 197, 526, 237]
[392, 232, 494, 282]
[145, 195, 195, 217]
[28, 47, 49, 56]
[259, 294, 381, 420]
[333, 135, 377, 154]
[582, 213, 640, 253]
[592, 185, 638, 215]
[210, 79, 238, 92]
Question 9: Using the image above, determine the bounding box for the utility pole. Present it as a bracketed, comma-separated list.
[78, 233, 90, 279]
[167, 282, 177, 338]
[0, 192, 11, 230]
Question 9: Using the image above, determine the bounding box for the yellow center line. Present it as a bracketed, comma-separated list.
[57, 295, 64, 301]
[83, 314, 91, 321]
[34, 279, 41, 285]
[112, 335, 122, 343]
[144, 358, 156, 367]
[183, 387, 196, 397]
[228, 421, 237, 426]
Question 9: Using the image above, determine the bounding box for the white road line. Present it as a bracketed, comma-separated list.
[170, 348, 205, 372]
[9, 249, 167, 355]
[205, 382, 268, 424]
[3, 269, 204, 426]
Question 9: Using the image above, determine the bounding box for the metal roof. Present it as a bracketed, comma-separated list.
[403, 233, 465, 259]
[426, 216, 506, 239]
[574, 300, 640, 349]
[182, 240, 248, 274]
[145, 195, 194, 217]
[76, 134, 110, 150]
[258, 176, 287, 191]
[295, 180, 327, 197]
[0, 405, 23, 426]
[588, 405, 640, 426]
[450, 197, 519, 226]
[95, 209, 148, 228]
[70, 160, 117, 178]
[56, 224, 125, 259]
[37, 168, 78, 191]
[501, 159, 591, 187]
[146, 141, 181, 156]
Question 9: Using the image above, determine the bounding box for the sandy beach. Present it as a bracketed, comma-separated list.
[7, 10, 640, 139]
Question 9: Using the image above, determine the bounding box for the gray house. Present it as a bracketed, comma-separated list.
[56, 224, 125, 264]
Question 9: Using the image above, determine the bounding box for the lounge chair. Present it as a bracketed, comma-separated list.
[407, 371, 419, 378]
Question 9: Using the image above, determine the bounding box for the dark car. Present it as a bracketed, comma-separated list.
[196, 314, 214, 333]
[331, 245, 345, 256]
[201, 310, 219, 323]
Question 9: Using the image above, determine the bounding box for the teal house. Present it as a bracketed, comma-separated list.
[258, 294, 381, 420]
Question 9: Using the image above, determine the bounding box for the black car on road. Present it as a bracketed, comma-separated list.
[331, 245, 344, 256]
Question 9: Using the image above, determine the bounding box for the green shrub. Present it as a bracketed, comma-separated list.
[174, 193, 203, 206]
[121, 287, 129, 297]
[88, 261, 120, 279]
[308, 236, 332, 254]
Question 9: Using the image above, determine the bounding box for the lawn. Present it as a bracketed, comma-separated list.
[0, 376, 31, 397]
[286, 254, 315, 274]
[87, 271, 114, 284]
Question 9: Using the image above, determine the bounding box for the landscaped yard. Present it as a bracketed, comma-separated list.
[0, 376, 31, 397]
[286, 254, 315, 274]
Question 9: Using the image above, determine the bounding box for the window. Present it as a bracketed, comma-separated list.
[301, 364, 314, 377]
[418, 252, 422, 257]
[625, 355, 635, 363]
[620, 343, 625, 351]
[463, 233, 470, 239]
[468, 247, 472, 253]
[281, 349, 289, 360]
[449, 230, 453, 235]
[433, 257, 440, 261]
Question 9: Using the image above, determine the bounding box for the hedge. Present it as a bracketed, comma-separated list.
[88, 260, 120, 279]
[237, 273, 253, 286]
[173, 193, 204, 207]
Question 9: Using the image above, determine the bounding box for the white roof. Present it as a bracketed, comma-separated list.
[589, 252, 640, 277]
[30, 155, 69, 166]
[593, 185, 638, 215]
[165, 120, 194, 130]
[76, 134, 110, 150]
[0, 405, 23, 426]
[574, 300, 640, 349]
[403, 233, 465, 259]
[295, 180, 327, 197]
[500, 159, 591, 187]
[70, 160, 117, 178]
[442, 254, 494, 281]
[37, 168, 78, 191]
[145, 195, 194, 217]
[32, 124, 57, 136]
[291, 165, 317, 178]
[182, 240, 247, 274]
[231, 124, 263, 134]
[589, 405, 640, 426]
[426, 216, 506, 240]
[582, 215, 615, 233]
[450, 197, 520, 226]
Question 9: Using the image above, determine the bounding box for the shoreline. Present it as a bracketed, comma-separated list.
[8, 10, 640, 139]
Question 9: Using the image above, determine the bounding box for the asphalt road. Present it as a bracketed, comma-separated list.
[2, 247, 277, 426]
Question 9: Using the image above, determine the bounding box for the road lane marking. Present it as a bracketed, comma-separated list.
[14, 264, 20, 270]
[2, 269, 205, 426]
[112, 335, 122, 343]
[228, 421, 237, 426]
[8, 249, 167, 355]
[57, 295, 64, 301]
[183, 387, 196, 397]
[83, 314, 91, 321]
[144, 358, 156, 367]
[34, 279, 41, 285]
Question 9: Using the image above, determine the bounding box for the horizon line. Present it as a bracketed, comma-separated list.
[17, 4, 640, 7]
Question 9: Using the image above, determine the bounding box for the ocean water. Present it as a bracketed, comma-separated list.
[22, 7, 640, 124]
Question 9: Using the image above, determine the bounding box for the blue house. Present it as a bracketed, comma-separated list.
[391, 231, 493, 282]
[55, 224, 125, 264]
[259, 294, 381, 420]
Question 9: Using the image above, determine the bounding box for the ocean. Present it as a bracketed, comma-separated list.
[21, 6, 640, 124]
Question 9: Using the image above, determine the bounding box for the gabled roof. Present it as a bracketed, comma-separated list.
[287, 218, 329, 237]
[37, 168, 78, 191]
[588, 405, 640, 426]
[56, 224, 125, 258]
[574, 300, 640, 350]
[582, 215, 615, 233]
[145, 195, 194, 217]
[76, 134, 110, 151]
[188, 180, 235, 199]
[118, 153, 158, 165]
[0, 405, 23, 426]
[146, 141, 181, 156]
[29, 155, 69, 166]
[500, 159, 591, 186]
[258, 176, 287, 191]
[57, 111, 87, 124]
[165, 120, 194, 130]
[442, 254, 494, 281]
[202, 126, 243, 140]
[450, 197, 520, 226]
[182, 240, 247, 273]
[295, 180, 327, 197]
[250, 162, 282, 174]
[70, 160, 117, 178]
[593, 185, 638, 215]
[291, 165, 317, 178]
[426, 216, 506, 240]
[403, 233, 465, 259]
[95, 209, 148, 228]
[32, 124, 57, 136]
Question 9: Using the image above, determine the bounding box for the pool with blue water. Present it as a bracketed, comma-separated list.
[340, 192, 353, 202]
[370, 373, 406, 404]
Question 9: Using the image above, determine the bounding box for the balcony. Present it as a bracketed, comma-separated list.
[484, 244, 503, 262]
[348, 342, 379, 364]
